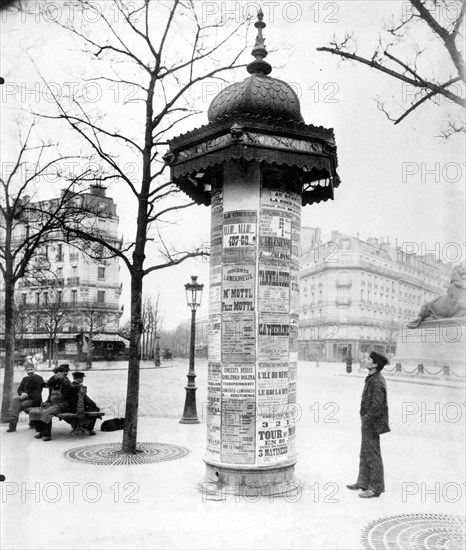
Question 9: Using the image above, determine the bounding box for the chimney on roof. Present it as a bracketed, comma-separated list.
[90, 184, 106, 197]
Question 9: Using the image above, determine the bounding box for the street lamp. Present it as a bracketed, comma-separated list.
[180, 275, 204, 424]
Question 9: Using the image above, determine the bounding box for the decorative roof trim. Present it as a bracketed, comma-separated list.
[168, 113, 335, 151]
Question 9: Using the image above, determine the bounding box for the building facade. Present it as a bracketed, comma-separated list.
[0, 185, 125, 360]
[298, 227, 452, 362]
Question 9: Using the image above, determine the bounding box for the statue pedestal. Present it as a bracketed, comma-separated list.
[394, 318, 465, 372]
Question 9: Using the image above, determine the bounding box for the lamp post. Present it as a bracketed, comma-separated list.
[180, 275, 204, 424]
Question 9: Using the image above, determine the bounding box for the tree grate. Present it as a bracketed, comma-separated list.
[361, 514, 465, 550]
[64, 441, 190, 465]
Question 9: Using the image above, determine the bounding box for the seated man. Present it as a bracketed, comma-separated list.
[70, 371, 100, 435]
[32, 365, 78, 441]
[7, 362, 45, 432]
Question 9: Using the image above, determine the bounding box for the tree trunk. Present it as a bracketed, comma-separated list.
[1, 275, 15, 422]
[122, 271, 143, 453]
[86, 336, 93, 369]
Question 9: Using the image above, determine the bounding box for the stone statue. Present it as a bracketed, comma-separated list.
[407, 266, 466, 329]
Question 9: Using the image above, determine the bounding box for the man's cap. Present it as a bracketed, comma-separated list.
[53, 365, 67, 373]
[369, 351, 389, 369]
[59, 363, 70, 372]
[72, 371, 86, 379]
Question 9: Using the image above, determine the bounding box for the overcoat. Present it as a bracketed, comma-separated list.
[360, 371, 390, 435]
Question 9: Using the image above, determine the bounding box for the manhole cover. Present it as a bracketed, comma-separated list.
[64, 442, 190, 465]
[362, 514, 465, 550]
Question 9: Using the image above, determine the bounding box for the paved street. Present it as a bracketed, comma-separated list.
[1, 361, 465, 549]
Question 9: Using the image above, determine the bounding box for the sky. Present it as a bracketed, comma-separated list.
[1, 0, 465, 329]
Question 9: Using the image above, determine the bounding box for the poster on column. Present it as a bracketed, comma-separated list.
[259, 209, 292, 263]
[257, 414, 289, 465]
[207, 314, 221, 362]
[220, 364, 256, 464]
[258, 264, 290, 313]
[258, 314, 290, 362]
[291, 210, 302, 267]
[210, 189, 223, 267]
[222, 314, 256, 362]
[222, 210, 257, 264]
[206, 362, 222, 459]
[261, 188, 301, 216]
[257, 362, 289, 414]
[209, 265, 222, 315]
[222, 265, 255, 313]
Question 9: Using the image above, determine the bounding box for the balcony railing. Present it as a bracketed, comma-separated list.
[67, 277, 80, 285]
[336, 278, 352, 287]
[336, 297, 352, 306]
[69, 254, 79, 262]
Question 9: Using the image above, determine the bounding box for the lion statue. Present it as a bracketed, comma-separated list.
[407, 265, 466, 329]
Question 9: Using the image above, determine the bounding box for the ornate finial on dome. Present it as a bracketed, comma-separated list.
[247, 8, 272, 76]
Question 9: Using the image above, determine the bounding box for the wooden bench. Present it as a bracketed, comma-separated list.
[56, 385, 105, 437]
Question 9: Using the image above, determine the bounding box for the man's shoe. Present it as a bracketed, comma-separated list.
[42, 436, 52, 441]
[6, 422, 17, 432]
[359, 489, 381, 498]
[89, 431, 96, 436]
[346, 484, 367, 491]
[34, 433, 43, 439]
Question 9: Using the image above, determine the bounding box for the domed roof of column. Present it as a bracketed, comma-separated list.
[207, 10, 304, 124]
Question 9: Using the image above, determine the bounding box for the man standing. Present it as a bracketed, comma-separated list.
[6, 363, 45, 432]
[347, 351, 390, 498]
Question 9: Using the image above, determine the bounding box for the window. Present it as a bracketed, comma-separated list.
[43, 292, 48, 305]
[97, 290, 105, 303]
[71, 290, 77, 305]
[36, 293, 40, 306]
[22, 294, 27, 305]
[57, 291, 62, 306]
[98, 267, 105, 280]
[57, 244, 63, 262]
[57, 267, 63, 280]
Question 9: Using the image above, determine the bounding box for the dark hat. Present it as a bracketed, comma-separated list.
[59, 363, 70, 372]
[369, 351, 389, 369]
[72, 371, 86, 379]
[53, 365, 66, 373]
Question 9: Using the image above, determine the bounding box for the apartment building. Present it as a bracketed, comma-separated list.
[0, 185, 125, 360]
[298, 227, 452, 361]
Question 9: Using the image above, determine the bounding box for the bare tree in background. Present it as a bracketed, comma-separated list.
[141, 295, 162, 361]
[382, 317, 401, 360]
[317, 0, 465, 136]
[79, 305, 108, 369]
[37, 289, 69, 369]
[36, 0, 249, 453]
[0, 125, 91, 421]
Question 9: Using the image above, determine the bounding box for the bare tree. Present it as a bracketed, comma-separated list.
[37, 289, 69, 369]
[37, 0, 249, 453]
[382, 317, 401, 360]
[317, 0, 465, 136]
[141, 295, 163, 361]
[79, 305, 108, 369]
[0, 125, 91, 421]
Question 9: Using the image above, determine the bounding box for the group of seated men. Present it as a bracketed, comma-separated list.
[6, 361, 100, 441]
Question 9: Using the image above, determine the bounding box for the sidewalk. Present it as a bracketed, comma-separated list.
[1, 361, 465, 549]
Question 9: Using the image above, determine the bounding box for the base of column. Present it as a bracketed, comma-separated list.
[202, 459, 299, 497]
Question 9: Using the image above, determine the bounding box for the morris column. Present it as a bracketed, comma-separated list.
[166, 12, 340, 494]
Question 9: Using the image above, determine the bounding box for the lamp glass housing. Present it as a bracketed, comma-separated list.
[185, 275, 204, 310]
